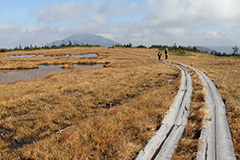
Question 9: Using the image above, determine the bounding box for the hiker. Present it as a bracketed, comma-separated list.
[157, 50, 162, 60]
[165, 48, 169, 60]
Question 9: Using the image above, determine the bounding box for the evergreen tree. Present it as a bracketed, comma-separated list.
[233, 45, 239, 55]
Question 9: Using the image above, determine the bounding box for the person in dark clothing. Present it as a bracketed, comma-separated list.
[165, 48, 169, 60]
[157, 50, 162, 60]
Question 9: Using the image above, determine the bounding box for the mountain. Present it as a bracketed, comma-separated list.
[196, 46, 216, 53]
[196, 46, 239, 54]
[207, 46, 237, 54]
[49, 33, 120, 47]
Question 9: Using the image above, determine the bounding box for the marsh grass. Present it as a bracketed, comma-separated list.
[1, 47, 238, 159]
[172, 69, 205, 159]
[169, 50, 195, 56]
[123, 48, 239, 159]
[0, 47, 108, 71]
[170, 54, 240, 159]
[0, 47, 180, 159]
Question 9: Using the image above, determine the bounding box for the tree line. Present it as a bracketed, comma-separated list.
[0, 40, 101, 53]
[1, 41, 239, 57]
[113, 43, 239, 57]
[210, 45, 239, 57]
[113, 43, 200, 52]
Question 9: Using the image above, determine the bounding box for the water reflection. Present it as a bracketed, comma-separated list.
[63, 53, 98, 58]
[1, 53, 98, 58]
[1, 55, 36, 58]
[0, 64, 103, 84]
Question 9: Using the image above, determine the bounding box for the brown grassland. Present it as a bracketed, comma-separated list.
[170, 54, 240, 159]
[137, 48, 240, 159]
[0, 48, 108, 70]
[0, 47, 180, 159]
[172, 67, 205, 159]
[0, 47, 239, 159]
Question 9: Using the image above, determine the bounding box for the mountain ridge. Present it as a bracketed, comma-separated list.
[49, 33, 120, 47]
[196, 46, 239, 54]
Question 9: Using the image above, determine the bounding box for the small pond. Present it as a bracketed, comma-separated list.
[1, 53, 98, 58]
[62, 53, 98, 58]
[1, 55, 36, 58]
[0, 64, 103, 84]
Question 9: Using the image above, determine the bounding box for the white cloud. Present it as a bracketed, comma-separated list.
[0, 23, 21, 48]
[206, 31, 222, 38]
[38, 1, 102, 22]
[164, 28, 187, 36]
[146, 0, 240, 28]
[25, 25, 45, 32]
[97, 0, 140, 15]
[0, 24, 68, 48]
[97, 33, 114, 40]
[90, 14, 107, 25]
[37, 0, 141, 24]
[1, 0, 240, 49]
[0, 23, 21, 35]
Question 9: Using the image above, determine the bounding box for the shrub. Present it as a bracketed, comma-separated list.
[0, 48, 8, 52]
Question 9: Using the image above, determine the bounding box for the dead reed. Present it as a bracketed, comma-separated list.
[125, 48, 240, 159]
[170, 53, 240, 159]
[172, 69, 205, 159]
[0, 47, 180, 159]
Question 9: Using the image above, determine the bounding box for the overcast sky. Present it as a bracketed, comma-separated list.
[0, 0, 240, 48]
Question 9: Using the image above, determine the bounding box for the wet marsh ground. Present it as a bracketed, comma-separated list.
[0, 48, 107, 71]
[170, 54, 240, 159]
[0, 47, 180, 159]
[0, 64, 104, 84]
[133, 48, 240, 159]
[0, 47, 239, 159]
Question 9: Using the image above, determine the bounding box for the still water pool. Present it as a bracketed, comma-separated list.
[0, 64, 103, 84]
[1, 53, 98, 58]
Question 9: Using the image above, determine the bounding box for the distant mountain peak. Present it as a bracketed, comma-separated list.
[49, 33, 120, 47]
[196, 46, 239, 54]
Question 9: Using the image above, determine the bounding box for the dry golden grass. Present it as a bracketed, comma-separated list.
[0, 47, 109, 70]
[169, 54, 240, 159]
[172, 69, 205, 160]
[123, 49, 240, 159]
[0, 47, 180, 159]
[1, 47, 238, 159]
[129, 48, 239, 159]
